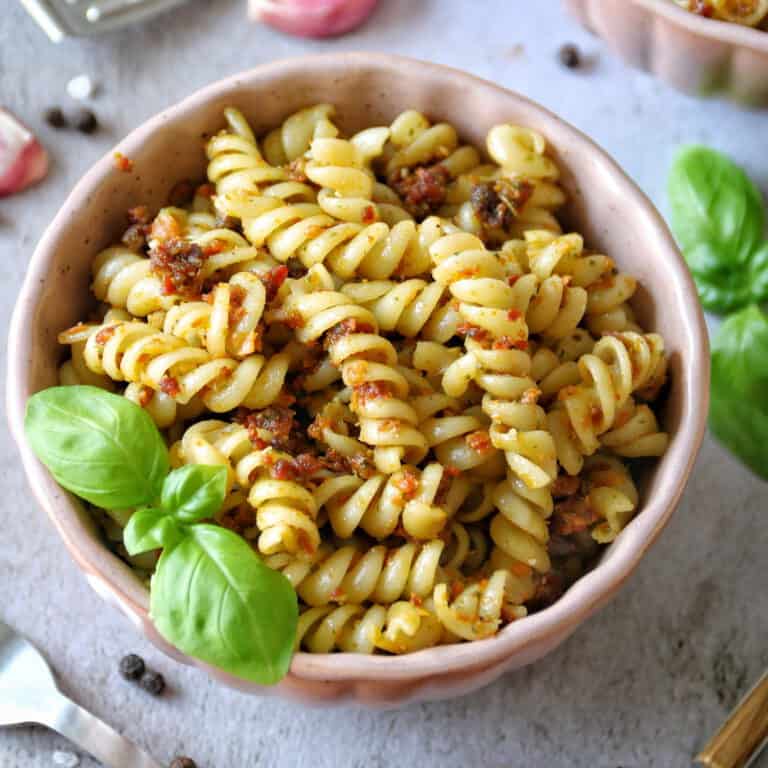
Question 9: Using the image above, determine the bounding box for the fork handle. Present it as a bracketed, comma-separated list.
[42, 693, 162, 768]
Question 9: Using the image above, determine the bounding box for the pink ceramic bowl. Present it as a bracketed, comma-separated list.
[565, 0, 768, 106]
[7, 53, 708, 706]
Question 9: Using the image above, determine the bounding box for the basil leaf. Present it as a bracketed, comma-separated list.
[693, 243, 768, 314]
[160, 465, 227, 523]
[150, 525, 297, 684]
[124, 507, 184, 556]
[668, 146, 768, 313]
[710, 304, 768, 480]
[24, 386, 169, 509]
[669, 145, 764, 266]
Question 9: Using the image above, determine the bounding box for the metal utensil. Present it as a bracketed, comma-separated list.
[0, 620, 161, 768]
[20, 0, 191, 42]
[696, 670, 768, 768]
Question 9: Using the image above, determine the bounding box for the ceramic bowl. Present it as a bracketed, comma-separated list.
[7, 53, 708, 706]
[565, 0, 768, 106]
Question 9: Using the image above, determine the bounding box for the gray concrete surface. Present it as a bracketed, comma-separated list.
[1, 1, 767, 766]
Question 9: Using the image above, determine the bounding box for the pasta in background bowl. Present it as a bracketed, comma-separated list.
[565, 0, 768, 106]
[7, 54, 708, 705]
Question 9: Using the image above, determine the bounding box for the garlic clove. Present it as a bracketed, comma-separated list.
[0, 108, 49, 198]
[249, 0, 379, 38]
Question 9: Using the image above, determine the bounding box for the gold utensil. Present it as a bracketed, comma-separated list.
[696, 671, 768, 768]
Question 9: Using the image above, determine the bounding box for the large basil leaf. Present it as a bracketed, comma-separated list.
[668, 146, 768, 313]
[160, 465, 227, 523]
[710, 304, 768, 480]
[24, 386, 168, 509]
[150, 525, 297, 685]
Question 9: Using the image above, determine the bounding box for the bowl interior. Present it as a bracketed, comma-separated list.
[8, 54, 708, 684]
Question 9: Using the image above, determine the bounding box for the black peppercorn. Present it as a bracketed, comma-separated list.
[73, 108, 99, 134]
[139, 670, 165, 695]
[43, 106, 67, 129]
[169, 758, 198, 768]
[118, 653, 145, 681]
[558, 43, 582, 69]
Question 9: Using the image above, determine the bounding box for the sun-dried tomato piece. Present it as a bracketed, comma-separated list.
[113, 152, 133, 172]
[470, 178, 534, 230]
[390, 163, 451, 219]
[353, 381, 394, 405]
[550, 496, 599, 535]
[259, 265, 289, 303]
[551, 474, 581, 498]
[466, 430, 493, 454]
[323, 318, 375, 350]
[457, 323, 490, 343]
[94, 325, 117, 344]
[392, 468, 419, 499]
[159, 376, 181, 397]
[149, 238, 209, 298]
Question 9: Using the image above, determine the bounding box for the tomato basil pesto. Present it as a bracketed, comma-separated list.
[47, 104, 670, 663]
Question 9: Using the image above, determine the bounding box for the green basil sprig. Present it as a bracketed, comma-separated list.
[668, 145, 768, 313]
[709, 305, 768, 481]
[24, 386, 297, 684]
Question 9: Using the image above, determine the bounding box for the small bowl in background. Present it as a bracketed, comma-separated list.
[565, 0, 768, 106]
[6, 53, 708, 706]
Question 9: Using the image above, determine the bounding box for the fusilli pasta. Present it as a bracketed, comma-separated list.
[60, 104, 669, 656]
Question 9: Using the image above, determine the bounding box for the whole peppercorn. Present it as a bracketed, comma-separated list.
[43, 106, 67, 129]
[169, 758, 198, 768]
[118, 653, 145, 681]
[73, 108, 99, 134]
[558, 43, 582, 69]
[139, 670, 165, 695]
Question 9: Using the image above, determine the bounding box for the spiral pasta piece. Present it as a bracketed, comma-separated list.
[295, 538, 447, 606]
[272, 288, 427, 473]
[306, 129, 390, 224]
[549, 331, 667, 473]
[243, 195, 457, 281]
[91, 224, 276, 318]
[434, 569, 525, 641]
[523, 230, 639, 335]
[248, 473, 320, 557]
[315, 462, 452, 540]
[341, 278, 450, 339]
[205, 107, 313, 221]
[161, 271, 266, 358]
[383, 109, 481, 179]
[600, 398, 670, 458]
[441, 521, 491, 574]
[296, 600, 443, 654]
[447, 125, 566, 240]
[60, 318, 291, 413]
[171, 416, 326, 557]
[261, 103, 339, 166]
[413, 392, 505, 478]
[429, 232, 558, 489]
[582, 455, 639, 543]
[170, 419, 265, 491]
[489, 473, 552, 574]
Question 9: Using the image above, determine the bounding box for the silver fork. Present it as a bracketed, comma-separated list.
[0, 619, 161, 768]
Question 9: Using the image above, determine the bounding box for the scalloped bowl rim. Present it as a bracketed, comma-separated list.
[6, 53, 708, 686]
[619, 0, 768, 50]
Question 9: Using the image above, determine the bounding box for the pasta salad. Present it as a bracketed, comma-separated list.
[54, 104, 670, 656]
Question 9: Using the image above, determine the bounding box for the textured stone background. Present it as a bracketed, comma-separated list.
[1, 2, 767, 766]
